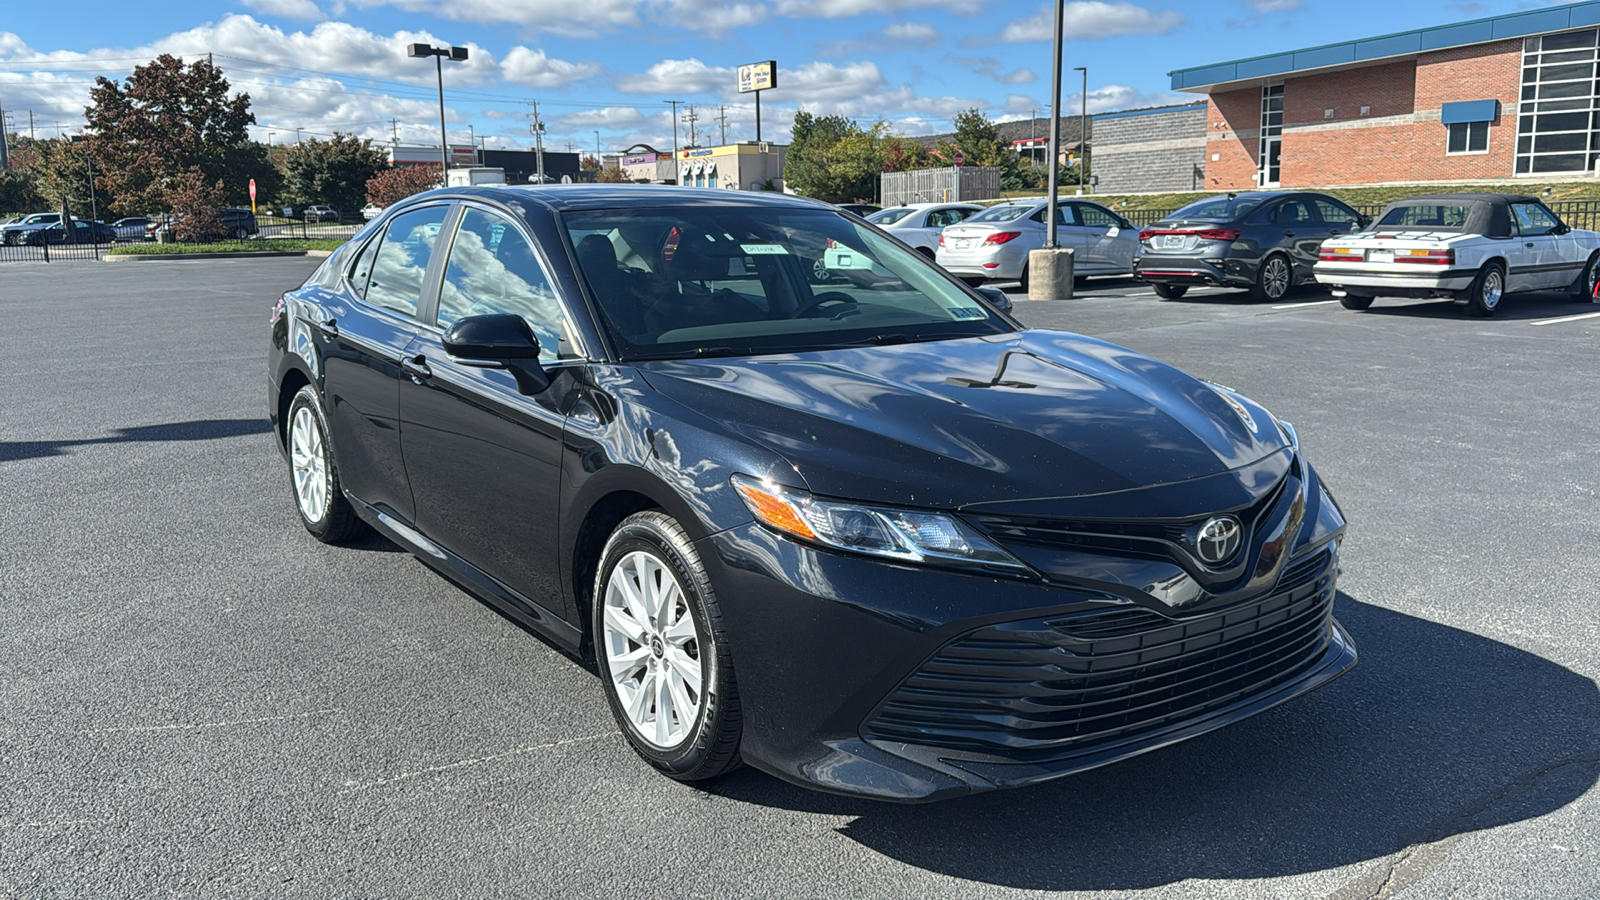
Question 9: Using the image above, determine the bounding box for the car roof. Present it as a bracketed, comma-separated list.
[883, 202, 984, 210]
[421, 184, 834, 214]
[1385, 193, 1537, 206]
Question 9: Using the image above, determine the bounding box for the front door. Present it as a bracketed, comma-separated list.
[399, 204, 580, 615]
[1510, 201, 1569, 290]
[1074, 203, 1134, 273]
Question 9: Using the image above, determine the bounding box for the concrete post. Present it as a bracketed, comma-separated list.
[1028, 248, 1075, 301]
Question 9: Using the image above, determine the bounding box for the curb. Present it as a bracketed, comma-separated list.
[104, 250, 330, 262]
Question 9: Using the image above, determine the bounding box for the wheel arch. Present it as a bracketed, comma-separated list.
[275, 366, 313, 450]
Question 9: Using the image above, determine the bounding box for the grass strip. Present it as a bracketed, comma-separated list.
[107, 238, 345, 256]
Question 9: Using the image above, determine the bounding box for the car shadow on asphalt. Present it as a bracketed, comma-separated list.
[0, 418, 274, 462]
[706, 594, 1600, 891]
[1352, 293, 1595, 321]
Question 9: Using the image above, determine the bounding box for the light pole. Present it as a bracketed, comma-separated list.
[1074, 66, 1088, 195]
[665, 100, 683, 184]
[1045, 1, 1064, 248]
[408, 42, 469, 182]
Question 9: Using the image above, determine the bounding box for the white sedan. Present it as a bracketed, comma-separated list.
[1313, 193, 1600, 317]
[865, 203, 984, 257]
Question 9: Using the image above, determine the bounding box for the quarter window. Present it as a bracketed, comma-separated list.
[1446, 121, 1490, 155]
[365, 206, 450, 318]
[438, 208, 570, 363]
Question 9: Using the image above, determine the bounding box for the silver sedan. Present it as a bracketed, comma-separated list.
[935, 199, 1140, 290]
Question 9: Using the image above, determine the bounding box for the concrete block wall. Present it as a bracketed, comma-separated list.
[1093, 106, 1208, 193]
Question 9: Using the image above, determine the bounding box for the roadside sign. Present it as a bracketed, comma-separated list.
[737, 61, 777, 93]
[953, 152, 965, 167]
[249, 178, 257, 214]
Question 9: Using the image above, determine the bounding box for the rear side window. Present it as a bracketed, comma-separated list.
[1171, 196, 1262, 220]
[970, 204, 1032, 223]
[1378, 205, 1473, 229]
[364, 205, 450, 318]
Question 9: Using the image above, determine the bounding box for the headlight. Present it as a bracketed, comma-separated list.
[730, 475, 1027, 572]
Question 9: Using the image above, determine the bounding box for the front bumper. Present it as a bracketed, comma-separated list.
[699, 478, 1354, 801]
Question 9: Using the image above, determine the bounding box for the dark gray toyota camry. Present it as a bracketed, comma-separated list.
[269, 184, 1354, 802]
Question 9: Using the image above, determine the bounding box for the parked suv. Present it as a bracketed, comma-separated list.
[1135, 191, 1368, 301]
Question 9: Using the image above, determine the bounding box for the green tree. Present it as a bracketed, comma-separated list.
[365, 165, 441, 208]
[951, 107, 1022, 182]
[0, 136, 44, 215]
[278, 134, 389, 216]
[29, 139, 115, 219]
[85, 54, 258, 214]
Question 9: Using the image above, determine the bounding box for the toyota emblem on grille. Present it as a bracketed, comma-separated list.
[1195, 516, 1243, 564]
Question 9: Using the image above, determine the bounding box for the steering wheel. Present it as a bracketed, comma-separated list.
[795, 290, 859, 319]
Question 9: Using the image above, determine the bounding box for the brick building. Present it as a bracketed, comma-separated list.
[1170, 1, 1600, 189]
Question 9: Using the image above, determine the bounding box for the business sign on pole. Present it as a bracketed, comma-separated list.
[737, 61, 777, 93]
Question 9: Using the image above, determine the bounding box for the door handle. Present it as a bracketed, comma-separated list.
[401, 356, 432, 381]
[1526, 242, 1536, 248]
[315, 318, 338, 338]
[1283, 231, 1295, 238]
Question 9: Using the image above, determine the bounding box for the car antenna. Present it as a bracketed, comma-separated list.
[1226, 192, 1237, 200]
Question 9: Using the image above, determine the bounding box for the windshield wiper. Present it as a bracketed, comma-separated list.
[625, 346, 744, 362]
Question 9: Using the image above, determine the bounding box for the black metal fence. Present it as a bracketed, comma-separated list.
[0, 215, 363, 264]
[0, 239, 108, 263]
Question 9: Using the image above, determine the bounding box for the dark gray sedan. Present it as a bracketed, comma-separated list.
[1135, 191, 1368, 301]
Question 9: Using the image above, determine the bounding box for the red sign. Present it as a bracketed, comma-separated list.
[953, 152, 965, 167]
[249, 179, 257, 200]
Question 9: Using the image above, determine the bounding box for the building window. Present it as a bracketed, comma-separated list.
[1447, 121, 1490, 154]
[1516, 28, 1600, 175]
[1258, 83, 1283, 186]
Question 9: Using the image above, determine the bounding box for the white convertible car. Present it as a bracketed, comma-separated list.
[1313, 193, 1600, 316]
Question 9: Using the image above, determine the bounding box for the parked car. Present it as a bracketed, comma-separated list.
[1135, 191, 1367, 301]
[360, 203, 385, 221]
[835, 203, 882, 217]
[19, 219, 117, 245]
[1313, 193, 1600, 317]
[865, 202, 985, 257]
[303, 204, 341, 223]
[936, 198, 1140, 289]
[269, 184, 1354, 801]
[2, 213, 62, 245]
[147, 208, 259, 242]
[110, 216, 156, 242]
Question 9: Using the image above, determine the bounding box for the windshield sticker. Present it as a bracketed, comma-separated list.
[740, 243, 790, 255]
[947, 307, 986, 319]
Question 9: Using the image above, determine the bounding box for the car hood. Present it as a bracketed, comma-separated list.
[637, 331, 1287, 511]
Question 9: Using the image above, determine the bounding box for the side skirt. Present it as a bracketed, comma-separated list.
[350, 496, 584, 655]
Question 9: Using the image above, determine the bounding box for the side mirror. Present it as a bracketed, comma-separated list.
[975, 285, 1013, 313]
[1553, 222, 1570, 235]
[1357, 215, 1372, 228]
[443, 314, 549, 394]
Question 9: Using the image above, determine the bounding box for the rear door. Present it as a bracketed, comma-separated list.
[1270, 197, 1327, 278]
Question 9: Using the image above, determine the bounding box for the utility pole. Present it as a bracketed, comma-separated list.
[1045, 1, 1064, 249]
[528, 100, 546, 183]
[1029, 106, 1037, 167]
[295, 127, 303, 145]
[717, 105, 727, 145]
[0, 92, 10, 169]
[29, 109, 36, 141]
[664, 100, 682, 184]
[594, 130, 601, 160]
[685, 104, 699, 147]
[390, 118, 399, 146]
[1074, 67, 1088, 195]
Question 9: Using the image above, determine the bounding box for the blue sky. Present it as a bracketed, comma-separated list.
[0, 1, 1579, 155]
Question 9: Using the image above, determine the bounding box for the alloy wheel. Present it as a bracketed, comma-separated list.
[602, 550, 704, 749]
[1262, 257, 1290, 299]
[1482, 268, 1503, 309]
[1587, 259, 1598, 298]
[289, 407, 329, 523]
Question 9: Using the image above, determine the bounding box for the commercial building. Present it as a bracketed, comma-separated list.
[1171, 0, 1600, 189]
[618, 141, 787, 189]
[388, 145, 581, 183]
[1089, 103, 1208, 194]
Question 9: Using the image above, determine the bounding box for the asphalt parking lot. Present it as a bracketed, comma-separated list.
[3, 258, 1597, 899]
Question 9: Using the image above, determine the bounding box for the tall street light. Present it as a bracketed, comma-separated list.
[1074, 66, 1088, 195]
[1045, 1, 1064, 248]
[408, 42, 469, 181]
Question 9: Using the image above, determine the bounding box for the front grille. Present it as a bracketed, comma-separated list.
[865, 548, 1337, 760]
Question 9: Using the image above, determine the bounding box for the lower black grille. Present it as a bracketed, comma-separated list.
[865, 548, 1337, 760]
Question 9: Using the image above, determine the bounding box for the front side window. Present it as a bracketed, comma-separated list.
[1447, 121, 1490, 154]
[867, 208, 916, 226]
[1313, 199, 1361, 225]
[562, 206, 1010, 360]
[438, 208, 570, 363]
[365, 205, 450, 318]
[1511, 202, 1561, 235]
[1078, 205, 1120, 228]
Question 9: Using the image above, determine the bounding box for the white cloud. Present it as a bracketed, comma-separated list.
[948, 55, 1036, 85]
[347, 0, 642, 36]
[992, 2, 1186, 43]
[501, 47, 600, 87]
[820, 20, 942, 57]
[614, 58, 732, 94]
[773, 0, 979, 16]
[242, 0, 327, 20]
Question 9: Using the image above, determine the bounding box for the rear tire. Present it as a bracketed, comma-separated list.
[286, 386, 367, 544]
[1462, 261, 1505, 317]
[1018, 264, 1029, 293]
[593, 511, 743, 783]
[1338, 292, 1375, 310]
[1250, 254, 1293, 302]
[1152, 283, 1188, 300]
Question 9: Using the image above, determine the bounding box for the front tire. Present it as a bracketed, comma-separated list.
[286, 386, 367, 543]
[1570, 252, 1600, 302]
[593, 511, 742, 782]
[1152, 283, 1188, 300]
[1462, 261, 1505, 317]
[1250, 254, 1293, 302]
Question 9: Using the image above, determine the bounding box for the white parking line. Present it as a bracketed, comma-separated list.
[1272, 299, 1341, 310]
[1530, 310, 1600, 326]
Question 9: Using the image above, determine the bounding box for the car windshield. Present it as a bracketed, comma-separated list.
[1377, 204, 1474, 230]
[1169, 196, 1263, 220]
[867, 208, 917, 225]
[967, 204, 1033, 223]
[563, 206, 1011, 360]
